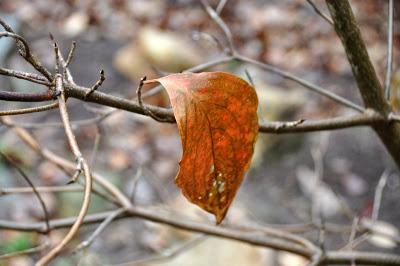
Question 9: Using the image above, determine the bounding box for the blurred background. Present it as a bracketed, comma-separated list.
[0, 0, 399, 265]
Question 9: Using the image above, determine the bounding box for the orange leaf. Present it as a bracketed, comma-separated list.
[146, 72, 258, 224]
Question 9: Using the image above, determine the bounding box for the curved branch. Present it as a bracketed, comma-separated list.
[0, 151, 50, 233]
[1, 208, 400, 265]
[0, 102, 59, 116]
[0, 19, 52, 81]
[35, 75, 92, 266]
[0, 32, 32, 57]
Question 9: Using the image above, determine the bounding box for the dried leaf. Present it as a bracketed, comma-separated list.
[146, 72, 258, 223]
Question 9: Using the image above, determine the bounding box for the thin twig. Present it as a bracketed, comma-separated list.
[89, 126, 101, 167]
[65, 41, 77, 68]
[197, 1, 360, 112]
[347, 217, 359, 266]
[372, 170, 389, 221]
[35, 75, 92, 266]
[0, 185, 83, 195]
[2, 117, 131, 207]
[0, 151, 50, 233]
[0, 242, 49, 260]
[0, 102, 59, 116]
[139, 77, 171, 122]
[200, 0, 236, 55]
[306, 0, 334, 25]
[85, 69, 105, 98]
[192, 31, 226, 52]
[244, 68, 255, 88]
[0, 32, 32, 60]
[216, 0, 228, 14]
[236, 55, 365, 112]
[114, 234, 207, 266]
[74, 208, 125, 252]
[340, 232, 370, 251]
[4, 56, 233, 127]
[228, 222, 317, 251]
[347, 217, 359, 248]
[0, 18, 52, 80]
[1, 208, 400, 265]
[129, 167, 142, 203]
[51, 36, 61, 75]
[0, 67, 51, 86]
[384, 0, 394, 100]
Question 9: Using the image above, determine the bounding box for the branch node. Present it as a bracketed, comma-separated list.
[67, 156, 84, 184]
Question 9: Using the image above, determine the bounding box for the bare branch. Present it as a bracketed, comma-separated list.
[0, 102, 59, 116]
[236, 55, 365, 112]
[140, 77, 171, 122]
[74, 208, 125, 252]
[0, 242, 49, 260]
[200, 0, 236, 55]
[326, 0, 400, 168]
[0, 90, 56, 102]
[0, 18, 52, 80]
[63, 82, 389, 133]
[0, 151, 50, 233]
[65, 41, 77, 68]
[216, 0, 228, 14]
[0, 185, 83, 195]
[120, 235, 207, 266]
[384, 0, 394, 100]
[1, 207, 400, 265]
[1, 116, 132, 207]
[371, 170, 389, 221]
[306, 0, 334, 25]
[35, 75, 92, 266]
[0, 31, 32, 59]
[85, 69, 105, 98]
[0, 68, 51, 86]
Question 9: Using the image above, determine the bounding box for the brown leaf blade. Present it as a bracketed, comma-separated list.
[152, 72, 258, 224]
